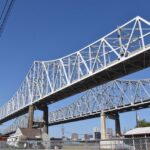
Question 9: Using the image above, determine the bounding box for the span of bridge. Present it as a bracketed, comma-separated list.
[0, 16, 150, 125]
[3, 78, 150, 136]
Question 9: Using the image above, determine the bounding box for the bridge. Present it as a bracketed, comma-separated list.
[48, 78, 150, 125]
[1, 16, 150, 137]
[2, 78, 150, 138]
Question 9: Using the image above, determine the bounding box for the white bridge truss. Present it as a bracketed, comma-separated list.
[3, 78, 150, 134]
[1, 16, 150, 123]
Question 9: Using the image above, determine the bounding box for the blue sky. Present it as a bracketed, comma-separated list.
[0, 0, 150, 137]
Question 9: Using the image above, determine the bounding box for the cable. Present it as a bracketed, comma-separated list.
[0, 0, 9, 22]
[0, 0, 15, 36]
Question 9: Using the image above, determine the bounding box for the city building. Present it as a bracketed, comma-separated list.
[84, 134, 93, 140]
[94, 131, 101, 140]
[71, 133, 79, 141]
[107, 128, 113, 138]
[93, 127, 101, 140]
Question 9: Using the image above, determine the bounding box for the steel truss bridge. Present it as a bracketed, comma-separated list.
[3, 78, 150, 134]
[1, 16, 150, 126]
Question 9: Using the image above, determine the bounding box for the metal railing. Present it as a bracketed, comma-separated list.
[0, 137, 150, 150]
[100, 137, 150, 150]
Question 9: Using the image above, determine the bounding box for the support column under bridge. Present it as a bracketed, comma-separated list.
[101, 111, 121, 139]
[28, 105, 34, 129]
[37, 104, 49, 134]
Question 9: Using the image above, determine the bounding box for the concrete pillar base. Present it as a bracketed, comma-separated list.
[101, 111, 106, 140]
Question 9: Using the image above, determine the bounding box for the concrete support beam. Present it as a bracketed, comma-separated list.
[115, 113, 121, 137]
[101, 111, 106, 140]
[28, 105, 34, 129]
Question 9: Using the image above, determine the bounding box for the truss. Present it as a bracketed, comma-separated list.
[1, 16, 150, 123]
[49, 78, 150, 125]
[2, 114, 41, 134]
[3, 78, 150, 134]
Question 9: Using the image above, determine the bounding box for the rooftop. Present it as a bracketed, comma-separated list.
[125, 127, 150, 136]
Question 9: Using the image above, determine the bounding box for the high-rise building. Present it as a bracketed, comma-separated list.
[94, 131, 101, 140]
[93, 127, 101, 140]
[107, 128, 113, 138]
[71, 133, 79, 141]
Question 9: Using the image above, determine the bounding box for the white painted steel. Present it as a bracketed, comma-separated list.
[1, 16, 150, 123]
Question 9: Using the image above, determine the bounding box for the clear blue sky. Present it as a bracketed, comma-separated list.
[0, 0, 150, 137]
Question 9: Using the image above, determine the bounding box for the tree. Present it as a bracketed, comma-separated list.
[138, 119, 150, 127]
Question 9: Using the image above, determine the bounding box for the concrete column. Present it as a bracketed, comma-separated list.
[101, 111, 106, 140]
[28, 105, 34, 129]
[43, 105, 49, 134]
[115, 113, 121, 137]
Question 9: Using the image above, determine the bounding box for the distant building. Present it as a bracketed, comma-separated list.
[84, 134, 93, 140]
[107, 128, 113, 138]
[93, 127, 101, 140]
[94, 132, 101, 140]
[71, 133, 79, 141]
[124, 127, 150, 138]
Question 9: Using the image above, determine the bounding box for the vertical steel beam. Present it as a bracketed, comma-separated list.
[115, 113, 121, 137]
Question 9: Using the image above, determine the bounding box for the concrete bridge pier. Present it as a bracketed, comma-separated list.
[100, 112, 121, 139]
[28, 105, 34, 129]
[101, 111, 106, 140]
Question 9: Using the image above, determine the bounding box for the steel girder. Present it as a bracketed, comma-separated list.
[1, 16, 150, 123]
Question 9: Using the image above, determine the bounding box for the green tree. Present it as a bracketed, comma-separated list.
[138, 119, 150, 127]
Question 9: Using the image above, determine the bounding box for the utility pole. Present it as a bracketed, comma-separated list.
[61, 126, 65, 138]
[136, 111, 139, 127]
